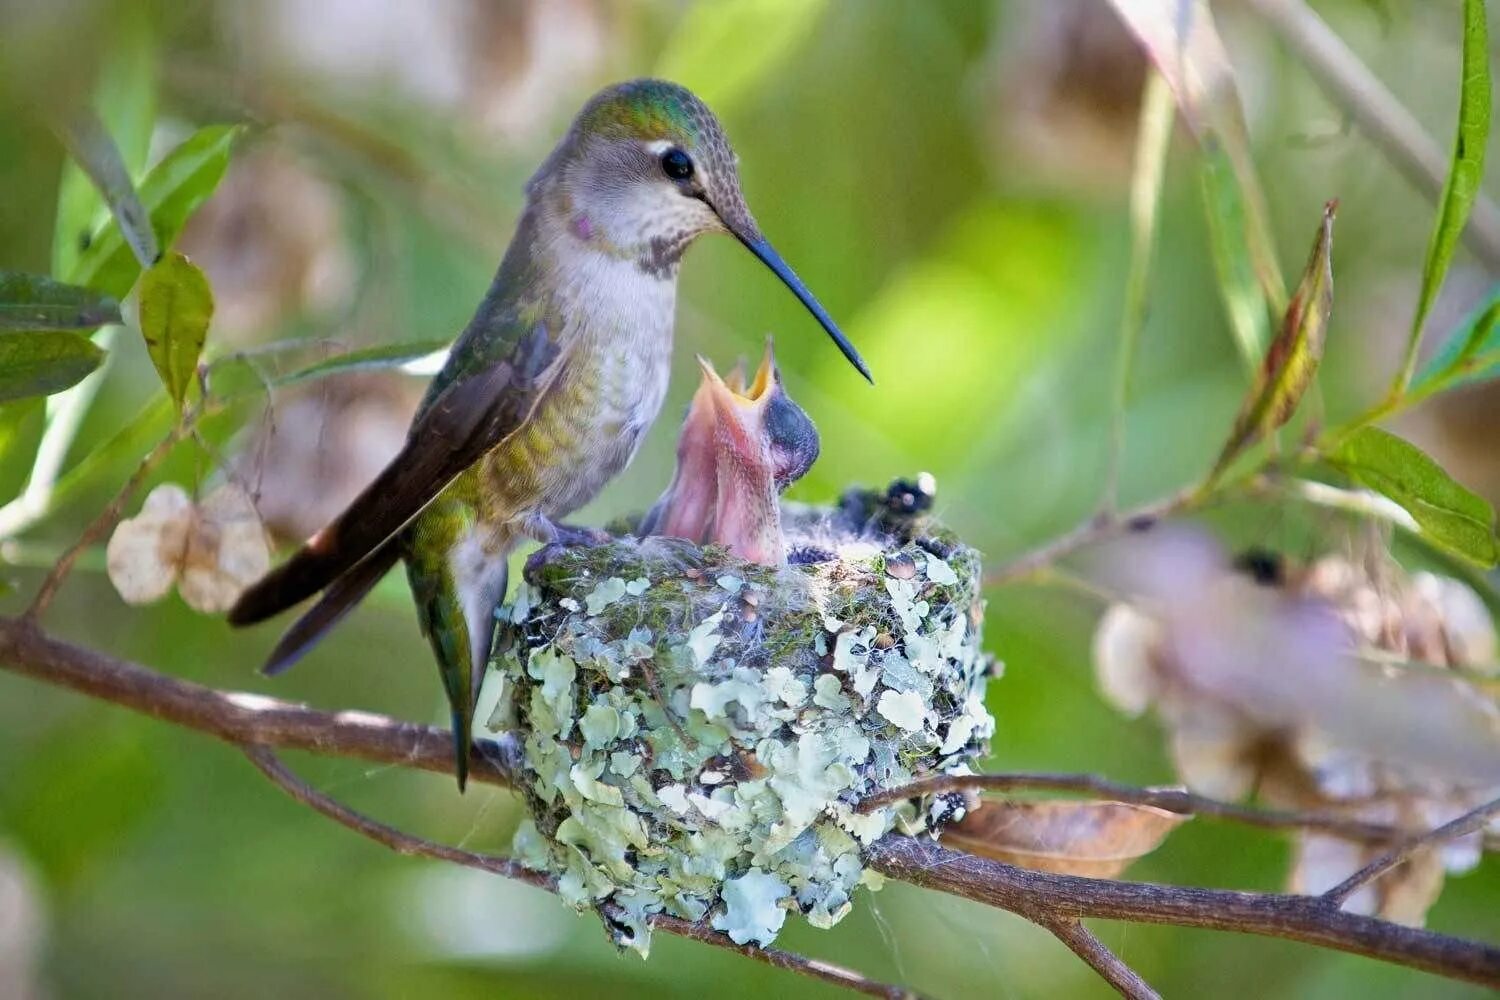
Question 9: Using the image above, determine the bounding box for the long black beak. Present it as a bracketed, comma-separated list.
[733, 233, 873, 384]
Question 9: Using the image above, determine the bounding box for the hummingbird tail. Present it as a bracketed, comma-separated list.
[260, 544, 400, 676]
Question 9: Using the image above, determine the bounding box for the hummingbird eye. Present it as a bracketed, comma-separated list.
[660, 147, 694, 181]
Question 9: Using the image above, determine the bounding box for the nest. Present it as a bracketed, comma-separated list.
[486, 480, 994, 954]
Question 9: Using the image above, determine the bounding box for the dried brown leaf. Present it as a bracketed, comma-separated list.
[946, 799, 1188, 878]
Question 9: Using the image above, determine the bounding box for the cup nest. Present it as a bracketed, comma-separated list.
[486, 480, 995, 954]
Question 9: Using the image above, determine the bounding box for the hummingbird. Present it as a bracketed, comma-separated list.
[641, 341, 818, 566]
[227, 79, 870, 789]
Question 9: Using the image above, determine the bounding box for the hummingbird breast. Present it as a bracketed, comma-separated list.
[479, 250, 677, 525]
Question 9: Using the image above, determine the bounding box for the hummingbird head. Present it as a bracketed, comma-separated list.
[543, 79, 872, 382]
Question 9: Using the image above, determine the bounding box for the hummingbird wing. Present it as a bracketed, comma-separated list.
[228, 317, 563, 628]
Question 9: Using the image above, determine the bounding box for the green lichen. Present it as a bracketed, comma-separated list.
[486, 482, 993, 956]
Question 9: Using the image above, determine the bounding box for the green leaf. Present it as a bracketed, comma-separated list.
[1107, 0, 1286, 311]
[0, 331, 106, 404]
[1412, 284, 1500, 391]
[138, 252, 213, 409]
[1397, 0, 1491, 388]
[70, 124, 243, 299]
[0, 271, 121, 330]
[273, 338, 451, 386]
[655, 0, 829, 110]
[1329, 427, 1498, 566]
[1200, 139, 1270, 370]
[53, 111, 159, 270]
[1211, 201, 1337, 478]
[52, 13, 156, 279]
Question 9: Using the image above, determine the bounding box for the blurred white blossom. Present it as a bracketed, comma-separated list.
[1091, 528, 1500, 924]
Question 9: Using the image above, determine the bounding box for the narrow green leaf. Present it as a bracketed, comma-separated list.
[70, 124, 244, 299]
[53, 111, 159, 270]
[1200, 140, 1270, 370]
[1329, 426, 1498, 567]
[0, 331, 106, 404]
[1211, 201, 1337, 478]
[0, 272, 121, 330]
[1396, 0, 1491, 389]
[138, 252, 213, 409]
[52, 14, 156, 279]
[1413, 284, 1500, 392]
[274, 338, 452, 387]
[1107, 0, 1286, 311]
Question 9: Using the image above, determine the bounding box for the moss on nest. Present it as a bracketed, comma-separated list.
[485, 480, 994, 954]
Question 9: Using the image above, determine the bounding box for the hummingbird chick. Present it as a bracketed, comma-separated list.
[227, 80, 870, 788]
[642, 342, 818, 566]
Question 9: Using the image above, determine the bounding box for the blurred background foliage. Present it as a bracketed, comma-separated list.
[0, 0, 1497, 997]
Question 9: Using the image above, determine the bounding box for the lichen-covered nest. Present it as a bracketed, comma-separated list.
[486, 481, 994, 954]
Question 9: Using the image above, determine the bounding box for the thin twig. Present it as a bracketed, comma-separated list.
[1040, 917, 1161, 1000]
[1323, 796, 1500, 907]
[1241, 0, 1500, 272]
[4, 617, 1499, 989]
[867, 836, 1500, 989]
[244, 746, 923, 999]
[985, 489, 1196, 586]
[857, 772, 1404, 845]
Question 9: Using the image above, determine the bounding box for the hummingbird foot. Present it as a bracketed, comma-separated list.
[522, 513, 613, 548]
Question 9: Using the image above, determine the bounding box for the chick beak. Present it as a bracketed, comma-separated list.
[697, 356, 785, 566]
[716, 211, 873, 384]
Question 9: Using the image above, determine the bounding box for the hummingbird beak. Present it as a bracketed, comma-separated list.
[721, 218, 873, 384]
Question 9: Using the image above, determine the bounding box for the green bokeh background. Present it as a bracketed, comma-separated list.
[0, 1, 1496, 997]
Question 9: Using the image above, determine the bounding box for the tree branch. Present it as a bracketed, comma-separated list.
[1241, 0, 1500, 272]
[4, 615, 1498, 990]
[866, 836, 1500, 989]
[1039, 917, 1160, 1000]
[858, 772, 1412, 845]
[1323, 796, 1500, 907]
[243, 746, 922, 1000]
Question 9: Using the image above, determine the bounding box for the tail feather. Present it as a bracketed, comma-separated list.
[260, 544, 400, 676]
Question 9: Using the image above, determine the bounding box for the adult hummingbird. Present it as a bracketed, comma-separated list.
[642, 342, 819, 566]
[228, 79, 869, 788]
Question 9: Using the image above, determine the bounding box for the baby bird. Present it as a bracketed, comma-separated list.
[642, 342, 818, 565]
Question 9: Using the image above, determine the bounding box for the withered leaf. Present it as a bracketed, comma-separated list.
[1211, 200, 1337, 479]
[945, 799, 1188, 878]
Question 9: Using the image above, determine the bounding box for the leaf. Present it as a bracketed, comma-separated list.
[70, 124, 243, 299]
[0, 331, 106, 404]
[1107, 0, 1286, 311]
[1211, 201, 1337, 478]
[945, 800, 1187, 878]
[1328, 427, 1498, 566]
[53, 111, 159, 270]
[1412, 284, 1500, 392]
[0, 271, 121, 330]
[655, 0, 829, 110]
[272, 338, 452, 387]
[1398, 0, 1491, 386]
[1200, 139, 1270, 369]
[52, 14, 156, 280]
[138, 252, 213, 409]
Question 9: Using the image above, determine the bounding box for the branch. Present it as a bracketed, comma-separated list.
[1241, 0, 1500, 272]
[858, 772, 1411, 845]
[985, 489, 1196, 586]
[243, 746, 923, 1000]
[1323, 796, 1500, 907]
[1040, 917, 1160, 1000]
[3, 615, 1498, 990]
[866, 836, 1500, 989]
